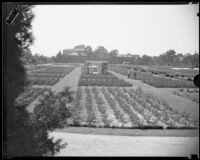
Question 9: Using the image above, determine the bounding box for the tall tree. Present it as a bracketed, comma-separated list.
[94, 46, 108, 60]
[73, 44, 85, 50]
[85, 45, 94, 60]
[55, 51, 63, 62]
[160, 49, 176, 66]
[85, 45, 92, 53]
[3, 3, 69, 157]
[3, 3, 35, 157]
[141, 55, 153, 65]
[108, 49, 118, 57]
[191, 53, 199, 68]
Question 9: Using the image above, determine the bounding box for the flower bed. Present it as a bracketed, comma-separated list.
[28, 73, 66, 79]
[31, 66, 75, 74]
[109, 66, 195, 88]
[78, 72, 132, 87]
[15, 87, 50, 106]
[26, 65, 51, 71]
[70, 87, 199, 129]
[28, 77, 60, 86]
[27, 66, 75, 86]
[173, 88, 199, 103]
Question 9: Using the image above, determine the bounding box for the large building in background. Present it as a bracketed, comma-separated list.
[63, 48, 87, 56]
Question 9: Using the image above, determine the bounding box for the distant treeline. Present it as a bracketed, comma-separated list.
[21, 48, 54, 65]
[23, 44, 199, 68]
[51, 45, 199, 68]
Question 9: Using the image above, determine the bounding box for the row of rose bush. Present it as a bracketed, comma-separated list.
[31, 66, 75, 74]
[70, 87, 198, 129]
[173, 89, 199, 104]
[114, 64, 198, 79]
[28, 77, 60, 86]
[121, 87, 198, 128]
[109, 67, 195, 88]
[28, 73, 66, 79]
[15, 87, 50, 106]
[28, 66, 75, 86]
[78, 72, 132, 87]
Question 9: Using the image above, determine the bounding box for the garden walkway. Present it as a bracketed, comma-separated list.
[109, 70, 199, 122]
[51, 66, 81, 93]
[50, 131, 199, 157]
[26, 67, 82, 113]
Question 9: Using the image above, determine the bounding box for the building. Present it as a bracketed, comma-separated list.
[84, 61, 108, 74]
[63, 48, 86, 56]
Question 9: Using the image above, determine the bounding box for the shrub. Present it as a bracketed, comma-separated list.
[31, 87, 74, 155]
[33, 88, 73, 130]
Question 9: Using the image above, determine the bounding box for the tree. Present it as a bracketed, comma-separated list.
[160, 49, 176, 66]
[175, 53, 184, 67]
[54, 51, 64, 62]
[191, 53, 199, 68]
[21, 48, 34, 65]
[85, 45, 94, 60]
[73, 44, 85, 50]
[85, 45, 92, 53]
[94, 46, 108, 60]
[3, 3, 69, 157]
[3, 3, 35, 157]
[108, 49, 118, 57]
[141, 55, 153, 65]
[182, 53, 193, 67]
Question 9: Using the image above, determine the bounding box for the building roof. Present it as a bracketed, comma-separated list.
[79, 52, 87, 56]
[68, 52, 79, 56]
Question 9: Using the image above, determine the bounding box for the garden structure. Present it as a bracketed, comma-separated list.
[84, 61, 108, 74]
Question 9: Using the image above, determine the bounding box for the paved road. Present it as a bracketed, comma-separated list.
[50, 131, 199, 157]
[109, 70, 199, 122]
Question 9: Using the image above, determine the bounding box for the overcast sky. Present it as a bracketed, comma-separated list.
[30, 4, 199, 57]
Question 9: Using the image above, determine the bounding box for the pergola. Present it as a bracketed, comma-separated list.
[85, 61, 108, 74]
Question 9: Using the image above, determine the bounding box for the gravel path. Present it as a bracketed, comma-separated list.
[51, 67, 81, 94]
[50, 131, 199, 157]
[109, 70, 199, 122]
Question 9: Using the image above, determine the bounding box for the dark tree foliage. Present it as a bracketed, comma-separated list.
[3, 3, 71, 157]
[31, 87, 74, 155]
[3, 3, 34, 157]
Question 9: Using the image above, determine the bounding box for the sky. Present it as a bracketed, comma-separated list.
[30, 4, 199, 57]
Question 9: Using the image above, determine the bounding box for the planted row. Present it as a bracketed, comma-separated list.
[109, 66, 195, 88]
[32, 66, 75, 74]
[173, 88, 199, 104]
[79, 72, 132, 87]
[28, 73, 66, 79]
[70, 87, 198, 129]
[28, 77, 60, 86]
[15, 87, 50, 106]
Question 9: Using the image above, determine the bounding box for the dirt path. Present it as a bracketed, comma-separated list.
[109, 70, 199, 122]
[26, 67, 82, 113]
[50, 132, 199, 157]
